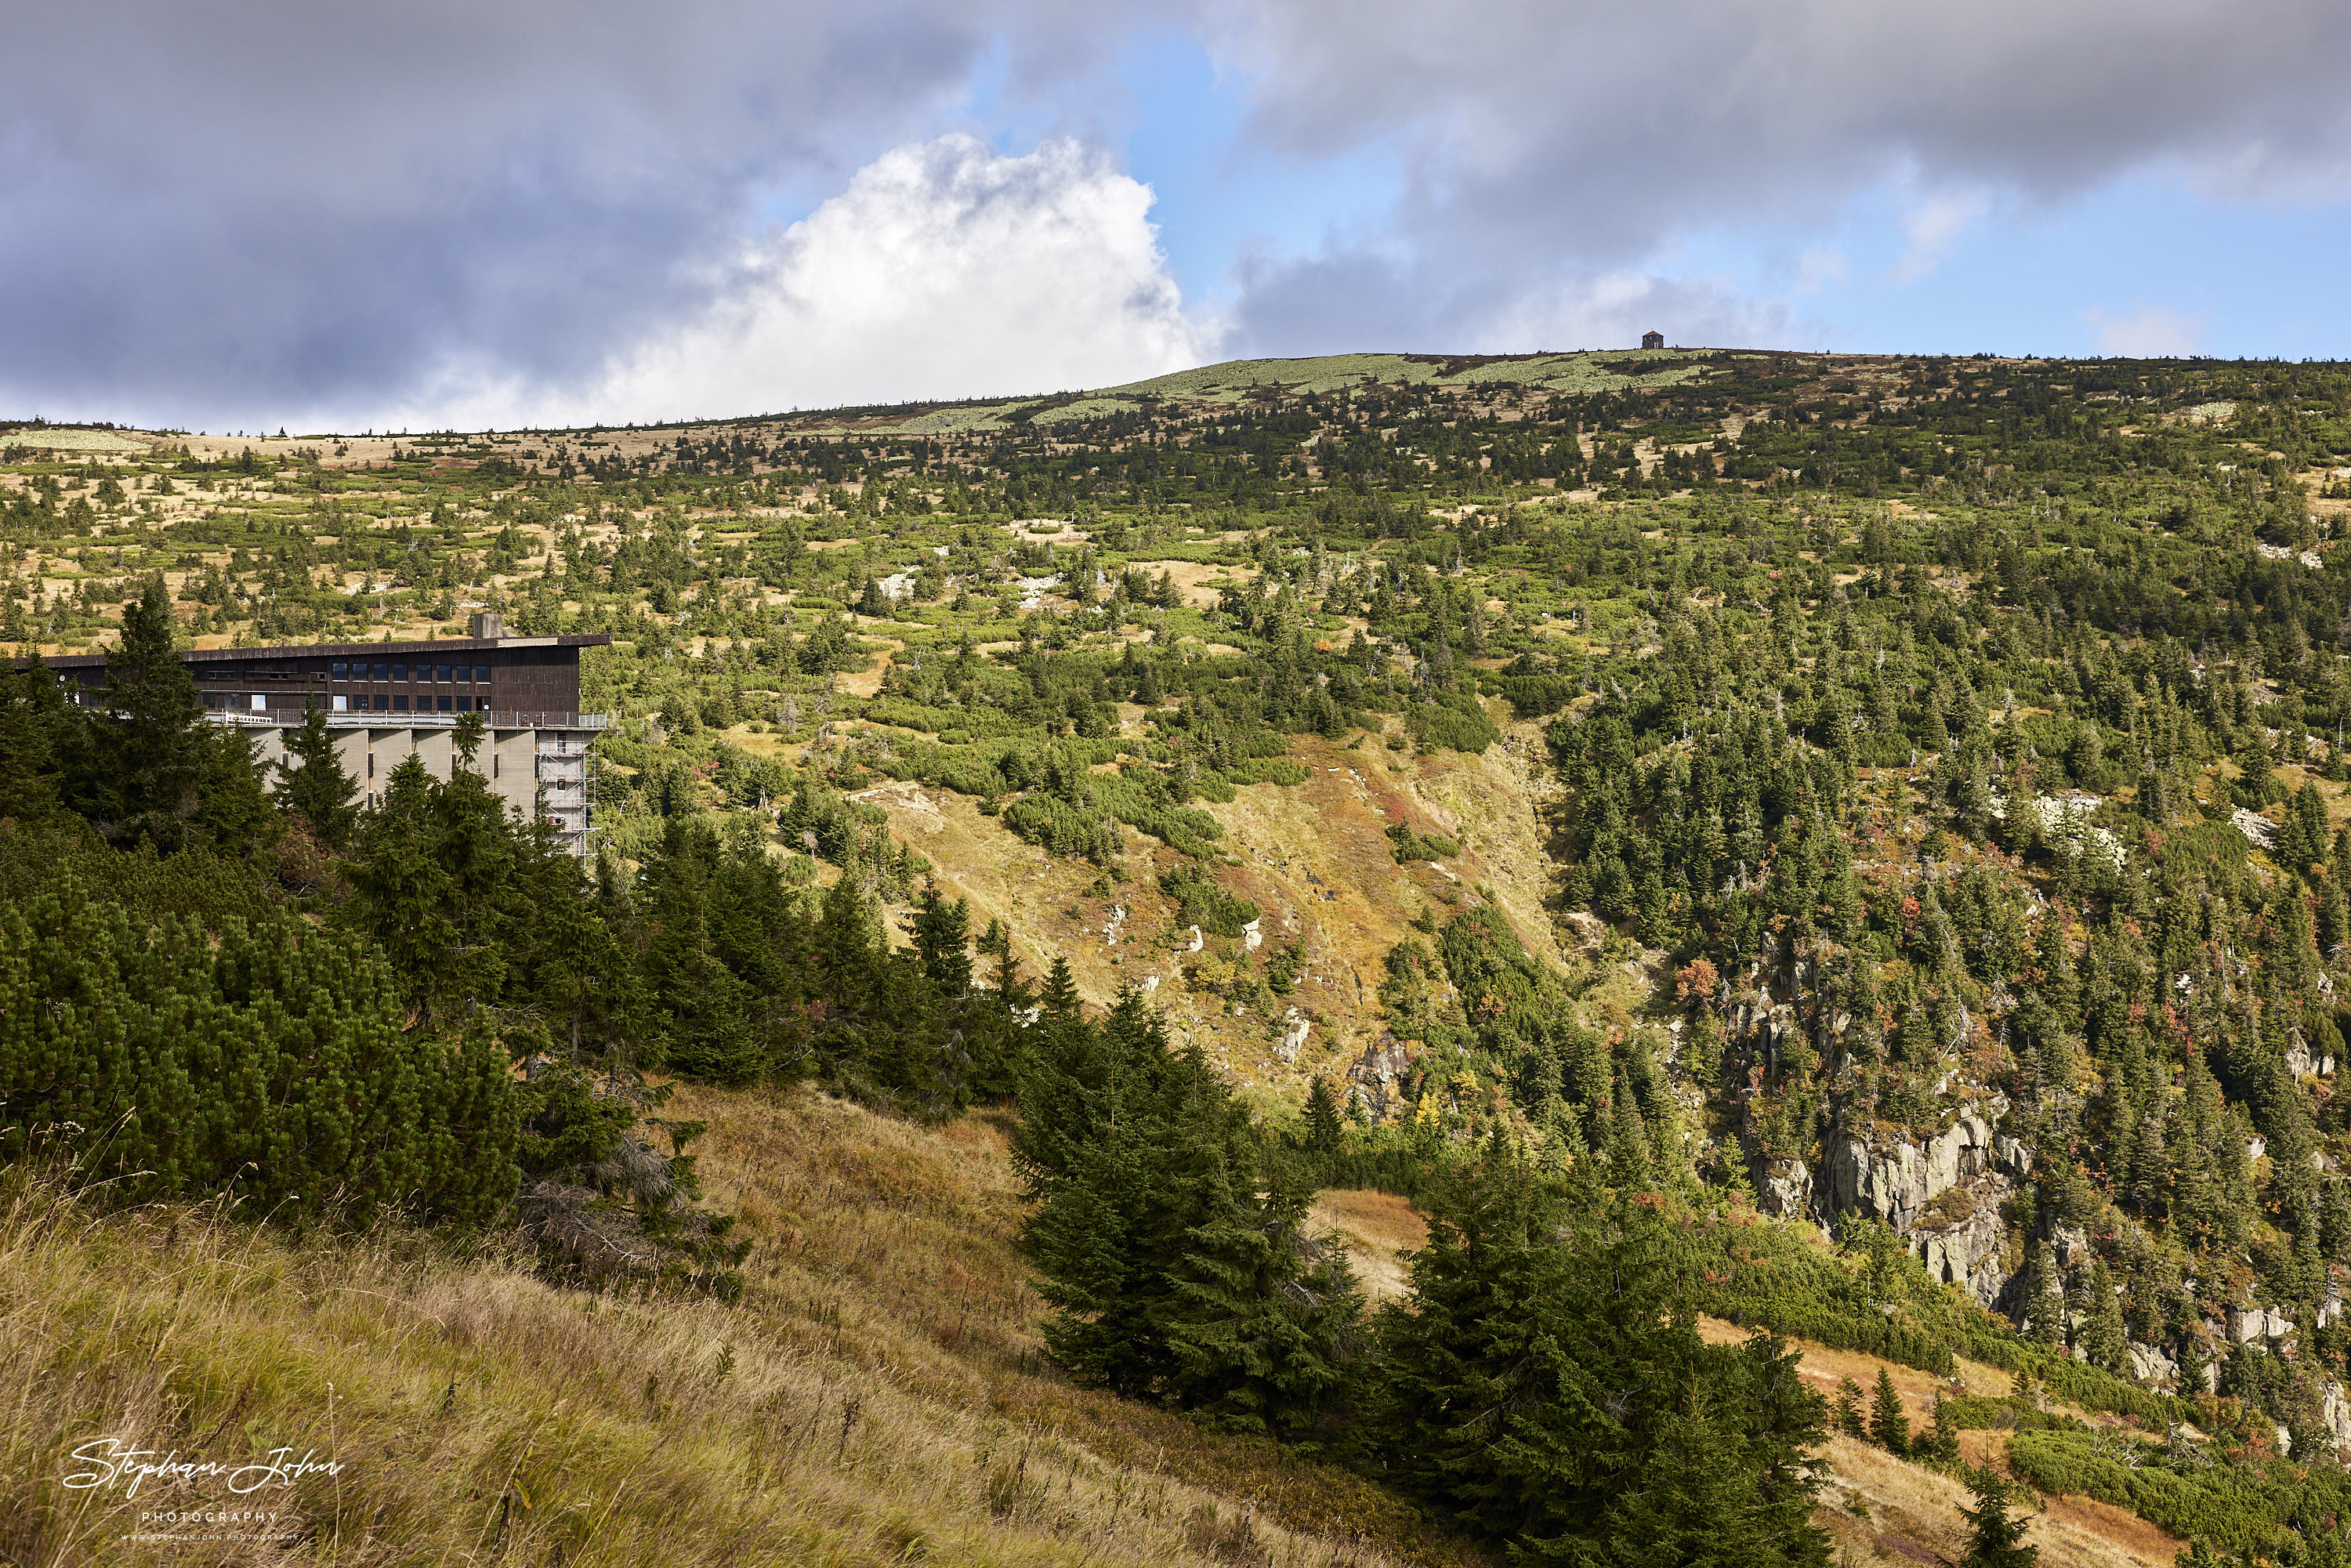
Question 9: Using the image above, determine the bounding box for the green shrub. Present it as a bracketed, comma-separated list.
[1, 875, 519, 1224]
[2007, 1430, 2296, 1555]
[1406, 695, 1499, 755]
[1388, 822, 1462, 862]
[1161, 863, 1259, 937]
[1226, 755, 1310, 786]
[1002, 794, 1124, 863]
[1499, 672, 1577, 719]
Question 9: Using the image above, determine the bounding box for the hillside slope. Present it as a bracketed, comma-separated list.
[5, 1079, 2193, 1568]
[21, 347, 2351, 1558]
[3, 1087, 1477, 1567]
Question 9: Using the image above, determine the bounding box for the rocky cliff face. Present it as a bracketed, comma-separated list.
[1753, 1103, 2351, 1449]
[1751, 1107, 2028, 1312]
[1819, 1111, 2027, 1231]
[1345, 1032, 1415, 1124]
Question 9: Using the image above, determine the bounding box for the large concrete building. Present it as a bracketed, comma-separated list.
[46, 614, 610, 854]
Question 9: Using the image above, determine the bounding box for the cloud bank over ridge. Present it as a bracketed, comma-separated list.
[7, 0, 2351, 425]
[404, 136, 1212, 431]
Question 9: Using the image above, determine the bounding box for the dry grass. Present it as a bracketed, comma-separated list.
[1818, 1436, 2175, 1568]
[1305, 1192, 1429, 1306]
[0, 1088, 1483, 1567]
[1693, 1319, 2181, 1567]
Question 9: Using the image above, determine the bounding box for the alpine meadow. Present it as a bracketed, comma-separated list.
[25, 346, 2351, 1567]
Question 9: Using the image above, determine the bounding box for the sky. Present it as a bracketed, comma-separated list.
[9, 0, 2351, 433]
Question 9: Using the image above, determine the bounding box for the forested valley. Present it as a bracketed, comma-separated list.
[13, 347, 2351, 1564]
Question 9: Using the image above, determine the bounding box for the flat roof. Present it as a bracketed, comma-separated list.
[34, 633, 611, 670]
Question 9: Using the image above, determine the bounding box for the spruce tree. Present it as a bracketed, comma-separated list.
[275, 704, 360, 848]
[1020, 995, 1238, 1399]
[638, 822, 761, 1085]
[1161, 1155, 1362, 1442]
[907, 880, 973, 995]
[0, 656, 63, 821]
[1923, 1392, 1962, 1464]
[1304, 1075, 1342, 1154]
[74, 580, 209, 849]
[1868, 1366, 1910, 1456]
[346, 753, 457, 1013]
[197, 723, 277, 858]
[1039, 954, 1081, 1018]
[1834, 1377, 1867, 1438]
[1375, 1149, 1828, 1564]
[1958, 1472, 2038, 1567]
[813, 867, 882, 1011]
[2026, 1243, 2067, 1346]
[2081, 1258, 2131, 1374]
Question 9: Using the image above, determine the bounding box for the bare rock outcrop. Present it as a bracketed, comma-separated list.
[2129, 1342, 2179, 1388]
[2325, 1380, 2351, 1452]
[1346, 1032, 1414, 1122]
[2226, 1305, 2296, 1345]
[1822, 1112, 2003, 1229]
[1914, 1191, 2012, 1309]
[1754, 1157, 1813, 1220]
[1815, 1110, 2028, 1309]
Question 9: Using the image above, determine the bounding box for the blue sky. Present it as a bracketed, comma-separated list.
[9, 0, 2351, 428]
[1109, 28, 1392, 320]
[1099, 24, 2351, 364]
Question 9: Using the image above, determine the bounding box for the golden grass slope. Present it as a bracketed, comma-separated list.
[2, 1083, 2200, 1568]
[1, 1088, 1480, 1568]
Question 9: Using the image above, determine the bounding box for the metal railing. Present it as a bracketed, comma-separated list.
[204, 708, 609, 730]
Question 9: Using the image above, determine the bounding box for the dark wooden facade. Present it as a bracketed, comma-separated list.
[45, 632, 609, 724]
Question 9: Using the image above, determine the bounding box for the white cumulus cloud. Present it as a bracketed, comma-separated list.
[335, 133, 1216, 431]
[564, 135, 1209, 425]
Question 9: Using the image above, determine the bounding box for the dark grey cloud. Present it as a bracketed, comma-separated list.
[0, 0, 1132, 425]
[1204, 0, 2351, 353]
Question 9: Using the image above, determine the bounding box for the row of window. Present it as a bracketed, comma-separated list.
[330, 661, 486, 684]
[201, 693, 484, 714]
[334, 693, 480, 713]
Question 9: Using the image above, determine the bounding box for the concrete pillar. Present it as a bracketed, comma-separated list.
[491, 728, 537, 823]
[411, 727, 455, 782]
[331, 726, 370, 791]
[246, 725, 288, 777]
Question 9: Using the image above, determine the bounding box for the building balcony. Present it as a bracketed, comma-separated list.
[202, 708, 610, 731]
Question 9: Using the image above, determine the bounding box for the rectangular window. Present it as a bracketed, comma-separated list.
[437, 694, 453, 712]
[376, 662, 392, 682]
[454, 664, 470, 683]
[332, 694, 348, 712]
[331, 661, 350, 681]
[203, 693, 218, 709]
[393, 694, 408, 712]
[249, 694, 266, 712]
[436, 664, 451, 683]
[375, 693, 389, 712]
[456, 696, 473, 713]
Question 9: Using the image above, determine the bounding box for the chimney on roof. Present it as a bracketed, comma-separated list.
[468, 610, 503, 641]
